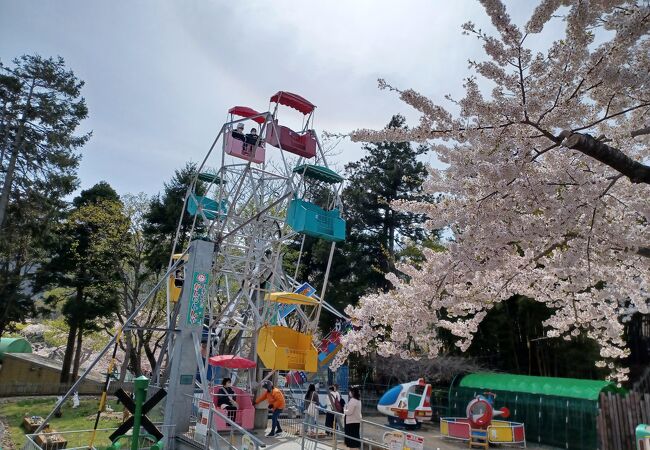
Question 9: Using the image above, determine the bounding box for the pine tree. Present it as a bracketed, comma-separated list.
[143, 162, 207, 273]
[0, 55, 86, 339]
[0, 55, 89, 229]
[293, 115, 433, 324]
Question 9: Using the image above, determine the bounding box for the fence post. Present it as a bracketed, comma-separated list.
[204, 406, 213, 450]
[360, 420, 364, 450]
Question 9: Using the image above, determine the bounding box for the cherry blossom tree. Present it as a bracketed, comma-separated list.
[334, 0, 649, 383]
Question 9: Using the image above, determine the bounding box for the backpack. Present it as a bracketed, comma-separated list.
[329, 392, 343, 413]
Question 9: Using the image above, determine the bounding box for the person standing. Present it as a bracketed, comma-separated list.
[344, 386, 362, 449]
[325, 385, 343, 435]
[216, 377, 238, 422]
[255, 380, 286, 437]
[304, 383, 320, 437]
[334, 384, 345, 430]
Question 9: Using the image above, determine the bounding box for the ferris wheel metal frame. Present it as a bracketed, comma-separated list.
[159, 91, 347, 434]
[35, 91, 348, 441]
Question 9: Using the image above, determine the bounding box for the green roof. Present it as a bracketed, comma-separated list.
[0, 337, 32, 360]
[198, 172, 221, 184]
[293, 164, 344, 184]
[459, 372, 623, 401]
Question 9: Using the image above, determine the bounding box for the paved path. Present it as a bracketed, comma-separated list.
[247, 420, 555, 450]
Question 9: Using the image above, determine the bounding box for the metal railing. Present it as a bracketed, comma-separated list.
[207, 408, 266, 450]
[184, 395, 266, 450]
[299, 405, 426, 450]
[23, 425, 175, 450]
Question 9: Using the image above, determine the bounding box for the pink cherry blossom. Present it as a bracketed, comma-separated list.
[334, 0, 650, 384]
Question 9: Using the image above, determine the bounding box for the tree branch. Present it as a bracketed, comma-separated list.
[631, 126, 650, 138]
[573, 103, 650, 132]
[559, 131, 650, 184]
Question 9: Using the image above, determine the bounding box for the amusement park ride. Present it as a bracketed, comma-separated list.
[377, 378, 433, 428]
[440, 392, 526, 448]
[35, 91, 351, 446]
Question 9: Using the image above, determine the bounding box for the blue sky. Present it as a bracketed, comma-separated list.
[1, 1, 546, 197]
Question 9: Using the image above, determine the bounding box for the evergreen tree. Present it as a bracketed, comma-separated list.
[143, 162, 207, 273]
[461, 295, 607, 379]
[0, 55, 89, 229]
[0, 182, 72, 339]
[293, 115, 432, 325]
[37, 182, 129, 382]
[0, 55, 86, 339]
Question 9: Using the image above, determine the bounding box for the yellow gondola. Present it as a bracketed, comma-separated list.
[168, 253, 188, 303]
[264, 292, 319, 306]
[256, 325, 318, 372]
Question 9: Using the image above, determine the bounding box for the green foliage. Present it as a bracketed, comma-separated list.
[292, 115, 435, 328]
[0, 54, 89, 229]
[41, 316, 71, 348]
[40, 196, 129, 330]
[73, 181, 120, 208]
[0, 54, 87, 339]
[143, 162, 207, 272]
[397, 237, 446, 268]
[36, 182, 129, 381]
[459, 295, 607, 379]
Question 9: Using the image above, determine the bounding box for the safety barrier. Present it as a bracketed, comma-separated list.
[440, 417, 526, 447]
[299, 406, 426, 450]
[487, 420, 526, 446]
[440, 417, 471, 440]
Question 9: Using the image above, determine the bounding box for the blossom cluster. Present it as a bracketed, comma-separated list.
[336, 0, 650, 384]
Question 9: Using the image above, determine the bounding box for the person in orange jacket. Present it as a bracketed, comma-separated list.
[255, 380, 286, 436]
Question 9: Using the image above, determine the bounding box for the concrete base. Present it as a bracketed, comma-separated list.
[254, 408, 269, 430]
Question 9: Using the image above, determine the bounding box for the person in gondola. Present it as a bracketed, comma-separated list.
[245, 127, 259, 145]
[242, 127, 261, 156]
[232, 122, 245, 141]
[216, 377, 238, 422]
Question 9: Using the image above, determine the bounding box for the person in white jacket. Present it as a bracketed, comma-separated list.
[343, 386, 362, 448]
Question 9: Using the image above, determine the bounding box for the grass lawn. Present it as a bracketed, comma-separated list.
[0, 396, 161, 449]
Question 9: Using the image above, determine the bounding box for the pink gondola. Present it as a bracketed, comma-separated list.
[265, 123, 317, 159]
[210, 385, 255, 431]
[266, 91, 318, 159]
[224, 132, 265, 164]
[225, 106, 267, 164]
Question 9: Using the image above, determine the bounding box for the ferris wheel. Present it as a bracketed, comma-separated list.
[159, 91, 347, 430]
[35, 91, 349, 442]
